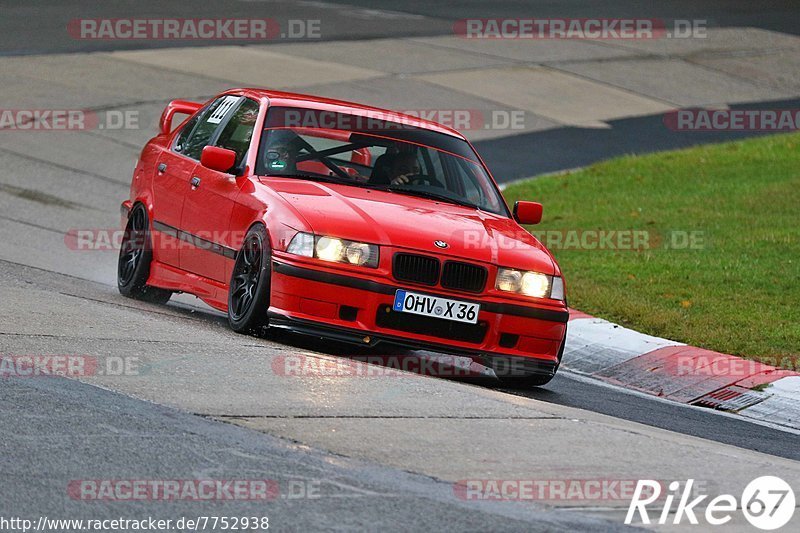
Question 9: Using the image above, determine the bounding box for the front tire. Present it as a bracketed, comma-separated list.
[228, 224, 271, 335]
[117, 204, 172, 304]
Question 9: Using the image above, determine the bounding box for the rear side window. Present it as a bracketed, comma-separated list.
[214, 98, 259, 168]
[174, 95, 242, 160]
[174, 114, 201, 154]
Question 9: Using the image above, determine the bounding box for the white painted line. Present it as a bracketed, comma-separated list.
[739, 376, 800, 430]
[766, 376, 800, 394]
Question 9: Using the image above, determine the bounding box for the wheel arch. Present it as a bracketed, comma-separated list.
[128, 195, 156, 227]
[245, 220, 272, 252]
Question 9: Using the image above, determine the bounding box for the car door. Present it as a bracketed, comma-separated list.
[151, 124, 198, 267]
[151, 97, 231, 267]
[179, 96, 258, 283]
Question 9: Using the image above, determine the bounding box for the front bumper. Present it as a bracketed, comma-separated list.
[269, 257, 568, 369]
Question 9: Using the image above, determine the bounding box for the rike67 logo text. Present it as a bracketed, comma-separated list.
[626, 477, 795, 530]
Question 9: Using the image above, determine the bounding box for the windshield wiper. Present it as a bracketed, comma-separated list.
[382, 186, 481, 210]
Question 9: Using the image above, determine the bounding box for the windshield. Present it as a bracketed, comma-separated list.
[256, 107, 509, 216]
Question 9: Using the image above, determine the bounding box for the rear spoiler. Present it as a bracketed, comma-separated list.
[159, 99, 203, 135]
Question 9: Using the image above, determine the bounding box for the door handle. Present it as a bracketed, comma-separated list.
[190, 176, 201, 189]
[157, 163, 167, 173]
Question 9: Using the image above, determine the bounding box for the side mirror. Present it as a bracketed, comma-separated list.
[200, 146, 237, 173]
[513, 201, 543, 225]
[159, 99, 202, 135]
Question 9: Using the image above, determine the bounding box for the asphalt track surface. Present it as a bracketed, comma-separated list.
[2, 1, 800, 530]
[331, 0, 800, 36]
[476, 98, 800, 181]
[3, 1, 798, 181]
[3, 0, 797, 57]
[4, 0, 786, 451]
[2, 374, 619, 532]
[502, 373, 800, 462]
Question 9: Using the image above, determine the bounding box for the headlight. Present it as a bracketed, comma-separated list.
[316, 236, 344, 262]
[496, 269, 522, 292]
[286, 232, 314, 257]
[521, 272, 549, 298]
[345, 242, 372, 266]
[286, 232, 379, 268]
[495, 268, 564, 301]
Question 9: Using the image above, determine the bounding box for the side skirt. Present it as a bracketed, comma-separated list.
[148, 260, 229, 312]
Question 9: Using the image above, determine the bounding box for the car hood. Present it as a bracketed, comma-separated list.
[261, 178, 557, 274]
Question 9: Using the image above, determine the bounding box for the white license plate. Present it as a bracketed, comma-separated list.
[392, 290, 480, 324]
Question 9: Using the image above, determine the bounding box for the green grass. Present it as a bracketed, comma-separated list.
[503, 133, 800, 363]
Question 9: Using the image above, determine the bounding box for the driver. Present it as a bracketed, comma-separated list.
[386, 153, 421, 186]
[263, 129, 299, 174]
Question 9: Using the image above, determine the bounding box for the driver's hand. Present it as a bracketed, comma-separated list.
[390, 174, 411, 185]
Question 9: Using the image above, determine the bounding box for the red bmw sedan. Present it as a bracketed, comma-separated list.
[119, 88, 568, 386]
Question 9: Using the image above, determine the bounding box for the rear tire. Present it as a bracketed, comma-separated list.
[228, 224, 271, 335]
[117, 204, 172, 304]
